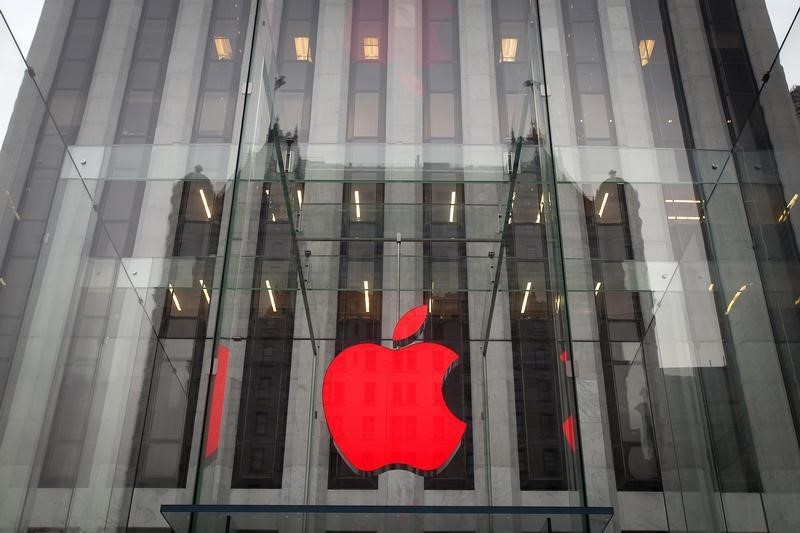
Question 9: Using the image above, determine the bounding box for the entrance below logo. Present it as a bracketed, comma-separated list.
[321, 305, 467, 475]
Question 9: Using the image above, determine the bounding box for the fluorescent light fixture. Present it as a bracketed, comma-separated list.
[725, 284, 749, 315]
[271, 213, 276, 222]
[168, 283, 182, 312]
[639, 39, 655, 66]
[500, 37, 518, 62]
[363, 280, 370, 313]
[199, 189, 212, 219]
[297, 190, 303, 209]
[594, 281, 602, 295]
[520, 281, 532, 314]
[214, 36, 233, 60]
[200, 279, 210, 304]
[449, 190, 456, 223]
[664, 199, 701, 204]
[778, 193, 798, 222]
[598, 192, 609, 218]
[667, 215, 701, 221]
[265, 280, 277, 312]
[428, 298, 432, 313]
[555, 295, 561, 313]
[0, 277, 6, 287]
[363, 37, 379, 60]
[354, 190, 361, 220]
[708, 282, 714, 291]
[294, 36, 311, 61]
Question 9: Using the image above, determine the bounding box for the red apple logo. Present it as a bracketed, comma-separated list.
[322, 305, 467, 474]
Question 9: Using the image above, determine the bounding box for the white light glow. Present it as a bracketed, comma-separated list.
[168, 283, 182, 312]
[520, 281, 532, 314]
[598, 192, 609, 218]
[594, 281, 602, 295]
[449, 190, 456, 223]
[200, 279, 210, 304]
[297, 190, 303, 208]
[265, 279, 277, 312]
[354, 190, 361, 220]
[363, 280, 370, 313]
[199, 189, 212, 219]
[725, 284, 749, 315]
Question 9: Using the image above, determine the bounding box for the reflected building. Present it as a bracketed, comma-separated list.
[0, 0, 799, 531]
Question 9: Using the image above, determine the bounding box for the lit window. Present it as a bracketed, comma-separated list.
[294, 36, 311, 61]
[363, 37, 379, 60]
[638, 39, 655, 66]
[500, 37, 518, 62]
[214, 36, 233, 60]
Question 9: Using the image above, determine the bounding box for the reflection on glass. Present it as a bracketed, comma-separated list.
[638, 38, 655, 66]
[214, 36, 233, 60]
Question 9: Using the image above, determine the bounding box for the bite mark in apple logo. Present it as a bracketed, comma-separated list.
[321, 305, 467, 475]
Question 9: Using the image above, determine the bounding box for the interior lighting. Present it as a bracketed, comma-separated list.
[594, 281, 602, 296]
[200, 279, 210, 304]
[500, 37, 518, 62]
[214, 36, 233, 60]
[0, 277, 6, 287]
[199, 189, 212, 219]
[449, 190, 456, 223]
[363, 280, 370, 313]
[639, 39, 655, 66]
[297, 189, 303, 209]
[708, 282, 714, 291]
[354, 190, 361, 220]
[778, 193, 798, 222]
[664, 199, 701, 204]
[520, 281, 532, 314]
[168, 284, 182, 312]
[294, 36, 311, 61]
[725, 284, 749, 315]
[363, 37, 379, 60]
[667, 215, 701, 221]
[598, 192, 609, 218]
[265, 280, 277, 312]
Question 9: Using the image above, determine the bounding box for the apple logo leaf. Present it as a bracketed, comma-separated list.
[392, 305, 428, 344]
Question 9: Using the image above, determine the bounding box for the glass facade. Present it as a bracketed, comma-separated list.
[0, 0, 799, 531]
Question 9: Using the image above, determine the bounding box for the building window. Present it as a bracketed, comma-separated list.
[423, 181, 474, 490]
[233, 182, 296, 488]
[273, 0, 319, 141]
[506, 181, 569, 490]
[115, 0, 179, 144]
[193, 0, 252, 142]
[423, 0, 461, 142]
[492, 0, 535, 140]
[328, 178, 385, 489]
[561, 0, 615, 145]
[346, 0, 388, 141]
[585, 181, 662, 491]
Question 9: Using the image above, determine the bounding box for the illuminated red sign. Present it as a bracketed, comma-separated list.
[322, 306, 466, 474]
